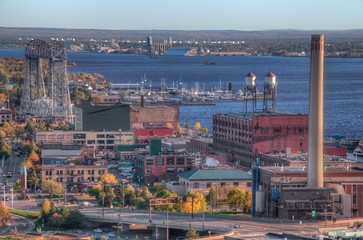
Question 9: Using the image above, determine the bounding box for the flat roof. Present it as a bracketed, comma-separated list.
[214, 111, 307, 120]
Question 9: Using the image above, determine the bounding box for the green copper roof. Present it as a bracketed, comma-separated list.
[178, 168, 251, 181]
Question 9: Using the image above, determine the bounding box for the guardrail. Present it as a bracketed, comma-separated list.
[85, 213, 232, 233]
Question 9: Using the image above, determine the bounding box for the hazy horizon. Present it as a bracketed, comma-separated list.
[1, 0, 362, 31]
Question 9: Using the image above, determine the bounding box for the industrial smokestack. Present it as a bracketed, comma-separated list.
[141, 95, 144, 108]
[308, 34, 324, 188]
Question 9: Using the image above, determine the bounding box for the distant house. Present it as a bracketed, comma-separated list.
[0, 108, 12, 125]
[173, 167, 252, 195]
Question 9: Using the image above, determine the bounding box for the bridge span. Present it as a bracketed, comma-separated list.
[80, 208, 335, 239]
[82, 208, 234, 239]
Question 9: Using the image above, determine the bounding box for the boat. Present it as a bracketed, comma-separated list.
[353, 145, 363, 156]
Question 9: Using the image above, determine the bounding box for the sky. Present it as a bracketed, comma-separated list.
[0, 0, 362, 31]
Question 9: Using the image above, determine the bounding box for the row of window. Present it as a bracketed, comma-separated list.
[45, 169, 105, 176]
[73, 133, 115, 139]
[146, 167, 185, 173]
[87, 140, 114, 144]
[52, 176, 98, 183]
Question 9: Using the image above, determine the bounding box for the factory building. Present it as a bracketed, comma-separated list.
[256, 162, 363, 219]
[130, 104, 179, 142]
[213, 112, 309, 168]
[74, 101, 130, 131]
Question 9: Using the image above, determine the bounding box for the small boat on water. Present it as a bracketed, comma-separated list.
[353, 145, 363, 156]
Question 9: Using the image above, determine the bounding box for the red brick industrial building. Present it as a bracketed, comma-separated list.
[213, 112, 309, 168]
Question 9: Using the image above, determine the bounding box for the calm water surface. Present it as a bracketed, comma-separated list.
[1, 49, 363, 138]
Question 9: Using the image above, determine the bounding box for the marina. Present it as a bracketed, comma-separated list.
[1, 49, 363, 138]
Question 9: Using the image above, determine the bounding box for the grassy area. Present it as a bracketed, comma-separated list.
[9, 209, 40, 219]
[213, 210, 251, 217]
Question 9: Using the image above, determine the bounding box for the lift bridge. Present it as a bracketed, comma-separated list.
[20, 39, 73, 122]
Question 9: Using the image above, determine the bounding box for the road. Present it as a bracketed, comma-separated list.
[0, 145, 25, 186]
[80, 207, 333, 238]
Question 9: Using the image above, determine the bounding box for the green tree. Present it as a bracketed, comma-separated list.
[73, 90, 87, 101]
[208, 187, 217, 210]
[227, 186, 246, 211]
[0, 140, 11, 159]
[28, 169, 40, 191]
[141, 186, 153, 200]
[186, 229, 199, 238]
[24, 121, 35, 133]
[113, 183, 126, 206]
[88, 184, 102, 199]
[98, 185, 115, 207]
[184, 123, 190, 129]
[64, 209, 85, 229]
[41, 180, 63, 195]
[134, 197, 148, 209]
[124, 185, 136, 207]
[0, 204, 11, 227]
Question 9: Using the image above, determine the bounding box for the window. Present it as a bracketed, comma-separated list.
[176, 157, 184, 165]
[97, 134, 105, 138]
[220, 182, 226, 187]
[87, 140, 95, 144]
[207, 183, 211, 188]
[97, 140, 105, 144]
[166, 167, 174, 172]
[193, 182, 199, 188]
[247, 182, 252, 187]
[167, 157, 174, 165]
[146, 157, 153, 165]
[156, 156, 164, 165]
[106, 140, 114, 144]
[106, 134, 114, 138]
[177, 167, 184, 173]
[233, 182, 239, 186]
[73, 133, 86, 139]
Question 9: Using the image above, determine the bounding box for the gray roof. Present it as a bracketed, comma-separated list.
[42, 157, 68, 165]
[178, 168, 251, 181]
[41, 149, 81, 158]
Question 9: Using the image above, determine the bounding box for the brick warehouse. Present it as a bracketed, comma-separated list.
[213, 112, 309, 168]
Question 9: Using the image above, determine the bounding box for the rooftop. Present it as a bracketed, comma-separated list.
[178, 168, 251, 181]
[215, 111, 307, 120]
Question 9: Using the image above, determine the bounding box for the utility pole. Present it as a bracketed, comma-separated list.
[102, 181, 105, 219]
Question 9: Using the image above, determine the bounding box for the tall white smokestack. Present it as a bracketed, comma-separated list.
[308, 34, 324, 188]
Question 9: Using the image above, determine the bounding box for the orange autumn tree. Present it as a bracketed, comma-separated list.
[0, 203, 11, 227]
[100, 173, 117, 184]
[179, 192, 207, 214]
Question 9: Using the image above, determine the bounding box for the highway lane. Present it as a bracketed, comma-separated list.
[80, 208, 326, 237]
[0, 147, 24, 185]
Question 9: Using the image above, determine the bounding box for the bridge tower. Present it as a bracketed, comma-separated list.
[20, 40, 73, 122]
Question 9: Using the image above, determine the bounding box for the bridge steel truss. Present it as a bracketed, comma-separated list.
[20, 39, 73, 122]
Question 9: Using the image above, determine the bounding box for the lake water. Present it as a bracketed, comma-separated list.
[1, 48, 363, 138]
